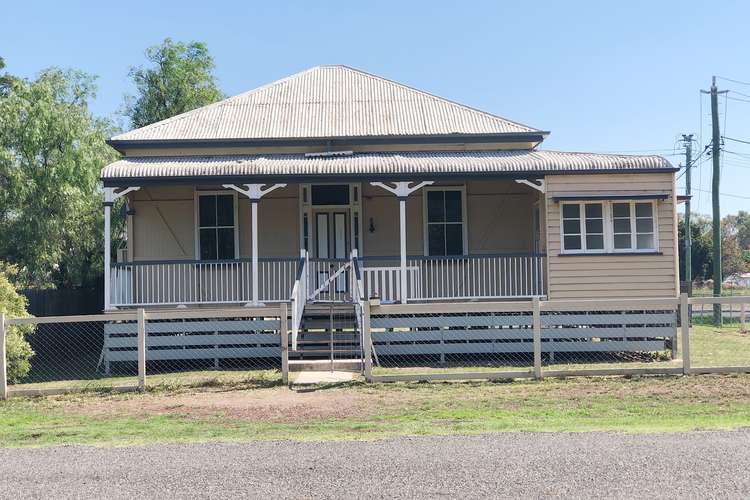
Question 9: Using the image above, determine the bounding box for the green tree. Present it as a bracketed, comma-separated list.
[0, 66, 119, 288]
[679, 214, 713, 282]
[722, 215, 750, 278]
[724, 210, 750, 250]
[124, 38, 223, 128]
[0, 263, 34, 383]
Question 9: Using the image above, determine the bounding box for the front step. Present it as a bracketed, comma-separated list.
[291, 303, 361, 360]
[288, 359, 363, 372]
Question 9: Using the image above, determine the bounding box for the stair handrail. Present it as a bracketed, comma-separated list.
[350, 249, 366, 361]
[290, 249, 308, 351]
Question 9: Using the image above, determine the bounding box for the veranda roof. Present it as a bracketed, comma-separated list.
[101, 150, 674, 185]
[109, 65, 543, 145]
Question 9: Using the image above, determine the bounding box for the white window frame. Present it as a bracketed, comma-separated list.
[610, 200, 659, 253]
[422, 185, 469, 256]
[194, 190, 240, 260]
[560, 199, 659, 255]
[560, 201, 607, 254]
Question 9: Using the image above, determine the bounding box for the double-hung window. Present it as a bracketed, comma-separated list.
[425, 188, 465, 256]
[197, 193, 237, 260]
[561, 200, 657, 254]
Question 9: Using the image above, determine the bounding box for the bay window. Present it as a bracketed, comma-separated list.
[561, 200, 657, 254]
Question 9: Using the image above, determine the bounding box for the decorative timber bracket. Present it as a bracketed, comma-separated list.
[515, 179, 546, 193]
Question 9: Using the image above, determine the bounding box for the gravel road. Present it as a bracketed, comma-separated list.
[1, 431, 749, 499]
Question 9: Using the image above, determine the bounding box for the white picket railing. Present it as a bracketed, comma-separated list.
[110, 258, 298, 307]
[111, 254, 547, 307]
[408, 254, 546, 300]
[361, 254, 546, 302]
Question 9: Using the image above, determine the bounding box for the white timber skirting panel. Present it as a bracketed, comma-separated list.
[102, 308, 284, 372]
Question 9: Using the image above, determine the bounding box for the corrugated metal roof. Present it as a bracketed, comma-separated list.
[101, 150, 672, 180]
[111, 66, 540, 142]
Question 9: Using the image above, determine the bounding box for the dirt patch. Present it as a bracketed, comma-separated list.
[57, 385, 405, 423]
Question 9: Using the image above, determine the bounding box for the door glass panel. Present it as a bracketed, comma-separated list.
[316, 213, 329, 258]
[334, 213, 346, 259]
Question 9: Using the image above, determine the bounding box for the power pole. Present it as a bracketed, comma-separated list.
[702, 77, 728, 326]
[681, 134, 694, 295]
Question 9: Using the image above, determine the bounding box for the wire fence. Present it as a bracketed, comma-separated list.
[0, 296, 748, 397]
[1, 305, 288, 397]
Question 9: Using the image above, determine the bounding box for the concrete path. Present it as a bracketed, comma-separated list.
[293, 370, 354, 385]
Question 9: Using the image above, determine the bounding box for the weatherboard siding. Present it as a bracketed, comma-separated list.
[544, 172, 678, 300]
[127, 180, 540, 262]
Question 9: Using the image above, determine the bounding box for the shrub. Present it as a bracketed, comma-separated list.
[0, 264, 34, 383]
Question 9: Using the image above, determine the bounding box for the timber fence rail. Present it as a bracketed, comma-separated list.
[0, 304, 289, 398]
[1, 295, 749, 398]
[362, 294, 750, 382]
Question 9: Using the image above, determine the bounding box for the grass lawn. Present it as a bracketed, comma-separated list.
[690, 323, 750, 367]
[1, 374, 750, 447]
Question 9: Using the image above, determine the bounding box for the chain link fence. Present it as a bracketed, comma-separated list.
[365, 302, 536, 381]
[1, 305, 288, 397]
[687, 297, 750, 372]
[1, 296, 749, 397]
[540, 298, 680, 376]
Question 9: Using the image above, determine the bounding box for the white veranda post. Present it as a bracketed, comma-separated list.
[371, 181, 434, 303]
[103, 186, 140, 311]
[223, 183, 287, 305]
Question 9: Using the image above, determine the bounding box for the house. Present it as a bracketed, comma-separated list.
[100, 66, 679, 365]
[726, 273, 750, 288]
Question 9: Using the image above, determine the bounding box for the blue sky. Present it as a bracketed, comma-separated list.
[3, 0, 749, 215]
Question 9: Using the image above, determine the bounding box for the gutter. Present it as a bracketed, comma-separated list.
[106, 132, 550, 154]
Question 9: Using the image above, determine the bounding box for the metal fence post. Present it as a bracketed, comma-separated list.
[362, 301, 373, 382]
[280, 302, 289, 385]
[741, 302, 747, 333]
[680, 293, 690, 375]
[137, 308, 146, 391]
[532, 297, 542, 380]
[0, 313, 7, 400]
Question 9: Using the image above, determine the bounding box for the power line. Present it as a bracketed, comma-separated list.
[723, 136, 750, 145]
[694, 188, 750, 200]
[727, 95, 750, 104]
[716, 75, 750, 86]
[729, 89, 750, 99]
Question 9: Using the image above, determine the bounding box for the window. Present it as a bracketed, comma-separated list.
[197, 193, 236, 260]
[311, 184, 349, 205]
[612, 201, 656, 251]
[561, 203, 605, 253]
[425, 189, 465, 256]
[561, 200, 658, 254]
